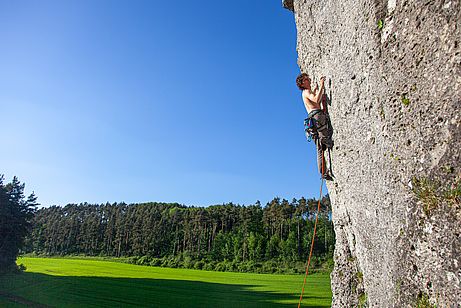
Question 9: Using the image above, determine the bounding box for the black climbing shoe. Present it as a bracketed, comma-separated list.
[322, 173, 334, 181]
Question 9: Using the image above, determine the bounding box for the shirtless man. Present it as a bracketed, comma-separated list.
[296, 73, 333, 180]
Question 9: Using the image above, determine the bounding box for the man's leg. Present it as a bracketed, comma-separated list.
[314, 112, 333, 149]
[316, 140, 326, 175]
[316, 139, 334, 180]
[313, 113, 334, 180]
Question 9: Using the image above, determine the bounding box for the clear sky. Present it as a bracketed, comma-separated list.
[0, 0, 325, 208]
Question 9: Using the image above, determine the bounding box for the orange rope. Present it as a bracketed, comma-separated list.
[298, 149, 325, 308]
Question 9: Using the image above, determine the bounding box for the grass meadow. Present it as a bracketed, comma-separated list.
[0, 257, 332, 307]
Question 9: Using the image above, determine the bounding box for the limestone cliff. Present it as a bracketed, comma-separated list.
[284, 0, 461, 306]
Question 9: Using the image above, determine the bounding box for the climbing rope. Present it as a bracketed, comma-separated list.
[297, 149, 325, 308]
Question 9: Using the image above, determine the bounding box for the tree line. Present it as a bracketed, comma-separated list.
[25, 197, 334, 274]
[0, 176, 38, 273]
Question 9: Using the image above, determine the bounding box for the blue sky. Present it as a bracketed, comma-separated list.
[0, 0, 325, 207]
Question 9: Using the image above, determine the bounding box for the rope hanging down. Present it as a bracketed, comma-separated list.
[297, 151, 326, 308]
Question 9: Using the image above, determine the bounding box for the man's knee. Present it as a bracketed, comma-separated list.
[320, 138, 333, 149]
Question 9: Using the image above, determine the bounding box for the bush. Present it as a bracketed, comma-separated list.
[161, 257, 170, 267]
[293, 261, 306, 274]
[194, 260, 205, 270]
[203, 261, 216, 271]
[323, 258, 334, 270]
[227, 261, 238, 272]
[165, 257, 180, 268]
[262, 261, 277, 273]
[215, 261, 227, 272]
[137, 256, 151, 266]
[253, 262, 263, 274]
[126, 256, 139, 264]
[150, 258, 162, 267]
[237, 262, 248, 272]
[182, 255, 193, 269]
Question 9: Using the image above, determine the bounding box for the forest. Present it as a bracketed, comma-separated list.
[24, 197, 335, 274]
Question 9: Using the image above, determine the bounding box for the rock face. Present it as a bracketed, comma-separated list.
[285, 0, 460, 306]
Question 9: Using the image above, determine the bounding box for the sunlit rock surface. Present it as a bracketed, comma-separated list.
[284, 0, 460, 306]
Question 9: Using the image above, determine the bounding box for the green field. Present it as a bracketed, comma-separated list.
[0, 258, 331, 307]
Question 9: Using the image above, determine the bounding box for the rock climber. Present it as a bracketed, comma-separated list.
[296, 72, 334, 180]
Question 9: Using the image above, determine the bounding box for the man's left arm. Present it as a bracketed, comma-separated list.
[314, 76, 326, 105]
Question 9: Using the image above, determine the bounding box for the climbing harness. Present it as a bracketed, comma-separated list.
[303, 109, 322, 142]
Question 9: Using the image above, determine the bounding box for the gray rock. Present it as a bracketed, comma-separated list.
[285, 0, 461, 306]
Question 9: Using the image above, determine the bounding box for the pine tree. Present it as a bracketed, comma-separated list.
[0, 175, 38, 273]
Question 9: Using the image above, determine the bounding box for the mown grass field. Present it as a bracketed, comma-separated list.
[0, 257, 332, 307]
